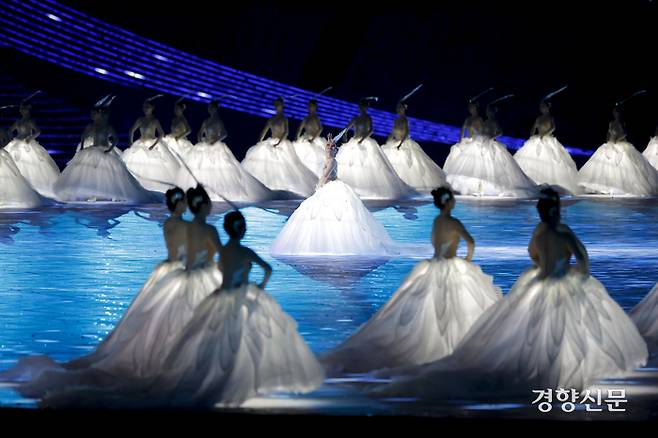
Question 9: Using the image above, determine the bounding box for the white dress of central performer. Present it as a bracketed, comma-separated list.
[121, 108, 180, 192]
[443, 107, 538, 198]
[335, 102, 417, 200]
[175, 103, 274, 203]
[579, 111, 658, 196]
[53, 111, 156, 204]
[5, 114, 60, 198]
[643, 134, 658, 171]
[514, 104, 581, 194]
[143, 215, 324, 407]
[381, 103, 447, 192]
[270, 138, 408, 257]
[242, 99, 318, 197]
[377, 218, 647, 400]
[322, 194, 502, 374]
[630, 282, 658, 351]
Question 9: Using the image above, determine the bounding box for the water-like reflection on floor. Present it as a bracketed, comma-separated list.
[0, 196, 657, 417]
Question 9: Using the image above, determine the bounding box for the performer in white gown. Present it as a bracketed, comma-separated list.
[444, 94, 538, 198]
[376, 188, 647, 399]
[630, 282, 658, 351]
[381, 85, 447, 192]
[122, 95, 181, 192]
[271, 133, 413, 257]
[53, 95, 157, 203]
[4, 187, 222, 399]
[293, 98, 326, 177]
[579, 94, 658, 197]
[162, 98, 194, 160]
[514, 87, 581, 195]
[4, 91, 60, 198]
[242, 97, 318, 197]
[175, 100, 274, 203]
[322, 187, 502, 374]
[336, 97, 416, 200]
[0, 110, 42, 209]
[143, 209, 324, 407]
[643, 124, 658, 171]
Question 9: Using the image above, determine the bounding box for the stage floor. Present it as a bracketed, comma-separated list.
[1, 196, 658, 418]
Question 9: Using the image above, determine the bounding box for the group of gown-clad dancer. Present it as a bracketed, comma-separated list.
[3, 85, 658, 212]
[1, 85, 658, 408]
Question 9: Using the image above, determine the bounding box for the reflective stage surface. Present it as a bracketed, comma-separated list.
[1, 197, 657, 418]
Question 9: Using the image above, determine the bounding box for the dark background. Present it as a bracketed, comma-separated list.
[3, 0, 658, 163]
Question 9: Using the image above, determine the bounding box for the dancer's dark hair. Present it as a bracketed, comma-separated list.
[224, 210, 246, 238]
[186, 185, 210, 214]
[431, 186, 454, 210]
[165, 187, 186, 212]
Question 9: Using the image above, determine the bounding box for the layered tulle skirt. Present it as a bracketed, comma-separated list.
[270, 180, 404, 257]
[53, 146, 157, 203]
[175, 141, 274, 203]
[630, 282, 658, 351]
[514, 135, 581, 195]
[377, 267, 648, 399]
[242, 138, 318, 197]
[121, 139, 181, 192]
[578, 141, 658, 196]
[335, 137, 417, 200]
[642, 137, 658, 172]
[322, 257, 502, 374]
[0, 149, 43, 209]
[381, 139, 447, 191]
[4, 139, 60, 198]
[293, 137, 326, 177]
[443, 137, 538, 198]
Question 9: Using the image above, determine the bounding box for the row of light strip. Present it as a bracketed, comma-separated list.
[0, 0, 592, 156]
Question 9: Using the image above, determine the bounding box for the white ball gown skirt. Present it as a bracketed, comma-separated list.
[5, 258, 223, 400]
[134, 283, 325, 407]
[161, 135, 194, 162]
[336, 137, 417, 200]
[642, 136, 658, 171]
[53, 146, 157, 203]
[121, 139, 181, 192]
[376, 266, 648, 399]
[176, 141, 274, 203]
[443, 136, 538, 198]
[0, 149, 43, 209]
[578, 141, 658, 196]
[3, 139, 60, 198]
[322, 257, 502, 374]
[514, 135, 581, 195]
[293, 137, 326, 177]
[270, 180, 413, 257]
[630, 283, 658, 351]
[381, 138, 447, 191]
[242, 138, 318, 197]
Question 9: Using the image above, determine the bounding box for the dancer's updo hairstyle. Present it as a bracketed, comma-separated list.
[537, 187, 561, 226]
[186, 185, 210, 215]
[165, 187, 186, 212]
[224, 210, 246, 239]
[431, 186, 454, 210]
